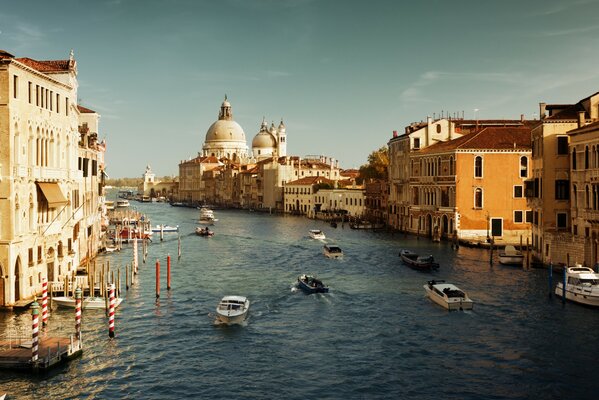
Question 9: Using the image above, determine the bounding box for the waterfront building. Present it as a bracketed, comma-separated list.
[528, 93, 599, 265]
[315, 187, 365, 218]
[364, 180, 388, 224]
[388, 117, 532, 231]
[178, 155, 222, 204]
[410, 126, 533, 245]
[284, 176, 334, 216]
[569, 119, 599, 266]
[137, 165, 178, 201]
[0, 49, 101, 306]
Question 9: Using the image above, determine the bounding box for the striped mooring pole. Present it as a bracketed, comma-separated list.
[108, 284, 116, 338]
[133, 237, 138, 275]
[41, 278, 49, 327]
[31, 299, 40, 363]
[75, 287, 82, 342]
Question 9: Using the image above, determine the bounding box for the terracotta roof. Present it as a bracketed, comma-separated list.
[418, 126, 531, 154]
[545, 103, 585, 121]
[180, 155, 222, 165]
[568, 120, 599, 136]
[15, 57, 72, 72]
[0, 50, 15, 59]
[286, 176, 334, 186]
[78, 105, 96, 113]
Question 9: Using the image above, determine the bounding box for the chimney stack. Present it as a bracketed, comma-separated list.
[520, 114, 525, 122]
[539, 102, 547, 120]
[393, 130, 398, 137]
[578, 111, 586, 128]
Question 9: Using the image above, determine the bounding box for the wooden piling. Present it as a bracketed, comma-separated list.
[156, 259, 160, 299]
[526, 237, 530, 269]
[167, 254, 171, 291]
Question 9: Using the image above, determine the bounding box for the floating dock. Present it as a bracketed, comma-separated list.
[0, 334, 82, 371]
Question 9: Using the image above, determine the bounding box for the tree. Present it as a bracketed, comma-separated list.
[358, 146, 389, 183]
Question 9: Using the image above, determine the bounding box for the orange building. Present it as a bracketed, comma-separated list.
[410, 126, 532, 245]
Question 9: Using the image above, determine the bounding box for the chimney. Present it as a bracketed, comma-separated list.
[520, 114, 525, 122]
[539, 102, 547, 120]
[578, 111, 586, 128]
[393, 130, 398, 138]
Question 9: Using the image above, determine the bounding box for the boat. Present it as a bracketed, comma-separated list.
[323, 244, 343, 259]
[498, 245, 524, 266]
[399, 249, 440, 271]
[215, 295, 250, 325]
[423, 280, 473, 311]
[151, 224, 179, 233]
[198, 207, 218, 224]
[105, 200, 115, 211]
[297, 274, 329, 294]
[555, 265, 599, 307]
[118, 228, 152, 240]
[309, 229, 326, 240]
[53, 296, 123, 310]
[195, 226, 214, 237]
[116, 199, 130, 207]
[349, 220, 385, 230]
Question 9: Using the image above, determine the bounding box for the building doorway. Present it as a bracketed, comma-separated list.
[14, 257, 22, 301]
[0, 263, 5, 306]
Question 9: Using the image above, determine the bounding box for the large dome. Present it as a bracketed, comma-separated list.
[205, 120, 246, 143]
[252, 130, 277, 148]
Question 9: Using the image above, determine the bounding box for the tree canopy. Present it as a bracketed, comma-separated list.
[358, 146, 389, 183]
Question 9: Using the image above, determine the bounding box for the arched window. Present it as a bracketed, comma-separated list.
[436, 124, 441, 134]
[520, 156, 528, 178]
[586, 186, 590, 208]
[585, 146, 590, 169]
[474, 188, 483, 208]
[573, 184, 578, 209]
[572, 148, 577, 170]
[474, 156, 483, 178]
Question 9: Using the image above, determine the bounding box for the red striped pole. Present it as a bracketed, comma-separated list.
[41, 278, 49, 327]
[167, 254, 171, 291]
[75, 287, 82, 342]
[31, 299, 40, 363]
[155, 259, 160, 298]
[108, 284, 115, 338]
[133, 237, 138, 275]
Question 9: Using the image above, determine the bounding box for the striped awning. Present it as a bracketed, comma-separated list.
[37, 182, 68, 208]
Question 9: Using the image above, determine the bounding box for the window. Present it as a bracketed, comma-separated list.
[36, 85, 40, 106]
[92, 160, 98, 176]
[66, 97, 69, 116]
[520, 156, 528, 178]
[28, 82, 32, 103]
[56, 94, 60, 113]
[436, 124, 441, 134]
[572, 149, 577, 170]
[474, 156, 483, 178]
[514, 185, 523, 198]
[474, 188, 483, 208]
[525, 210, 533, 223]
[556, 212, 567, 229]
[413, 138, 420, 149]
[585, 146, 590, 169]
[514, 210, 523, 223]
[557, 136, 568, 155]
[13, 75, 18, 98]
[555, 180, 569, 200]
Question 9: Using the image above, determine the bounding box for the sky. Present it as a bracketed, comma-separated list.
[2, 0, 599, 178]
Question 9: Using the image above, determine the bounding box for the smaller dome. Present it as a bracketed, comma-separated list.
[252, 130, 277, 149]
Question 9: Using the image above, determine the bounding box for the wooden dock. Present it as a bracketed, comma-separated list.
[0, 335, 82, 371]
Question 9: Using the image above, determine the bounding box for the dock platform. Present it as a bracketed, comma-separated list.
[0, 335, 82, 371]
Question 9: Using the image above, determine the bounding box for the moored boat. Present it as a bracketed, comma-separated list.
[198, 207, 218, 224]
[498, 245, 524, 266]
[323, 244, 343, 259]
[555, 265, 599, 307]
[53, 296, 123, 310]
[116, 199, 130, 208]
[423, 280, 473, 311]
[215, 295, 250, 325]
[399, 249, 440, 271]
[297, 274, 329, 293]
[309, 229, 326, 240]
[151, 224, 179, 233]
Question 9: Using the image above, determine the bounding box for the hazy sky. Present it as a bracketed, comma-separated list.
[2, 0, 599, 177]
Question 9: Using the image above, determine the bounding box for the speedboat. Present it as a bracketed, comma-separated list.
[53, 296, 123, 310]
[555, 265, 599, 307]
[105, 200, 115, 211]
[423, 280, 473, 311]
[215, 296, 250, 325]
[498, 245, 524, 266]
[297, 274, 329, 294]
[309, 229, 326, 240]
[199, 207, 218, 224]
[151, 224, 179, 233]
[195, 227, 214, 237]
[116, 199, 130, 207]
[323, 244, 343, 259]
[399, 249, 440, 271]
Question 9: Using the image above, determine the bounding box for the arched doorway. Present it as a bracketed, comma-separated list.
[442, 215, 449, 237]
[14, 257, 22, 302]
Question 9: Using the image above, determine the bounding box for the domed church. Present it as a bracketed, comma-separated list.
[252, 118, 287, 159]
[202, 95, 249, 161]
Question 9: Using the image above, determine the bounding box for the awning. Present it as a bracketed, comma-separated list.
[37, 182, 68, 208]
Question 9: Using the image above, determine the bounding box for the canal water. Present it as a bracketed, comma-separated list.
[1, 201, 599, 399]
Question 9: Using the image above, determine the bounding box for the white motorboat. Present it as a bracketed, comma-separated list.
[53, 296, 123, 310]
[199, 207, 218, 224]
[215, 295, 250, 325]
[309, 229, 326, 240]
[555, 265, 599, 307]
[151, 224, 179, 233]
[498, 245, 524, 266]
[323, 244, 343, 259]
[116, 199, 130, 207]
[423, 280, 473, 311]
[105, 200, 115, 211]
